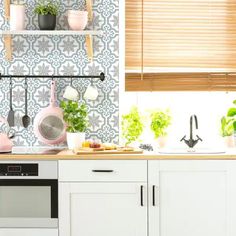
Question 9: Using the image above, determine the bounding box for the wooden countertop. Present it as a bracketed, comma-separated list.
[1, 149, 236, 160]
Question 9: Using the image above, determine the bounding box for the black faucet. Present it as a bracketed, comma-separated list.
[180, 115, 203, 148]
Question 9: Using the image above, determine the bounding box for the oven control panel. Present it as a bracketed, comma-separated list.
[0, 164, 38, 176]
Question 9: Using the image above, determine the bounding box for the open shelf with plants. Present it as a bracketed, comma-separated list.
[2, 0, 98, 61]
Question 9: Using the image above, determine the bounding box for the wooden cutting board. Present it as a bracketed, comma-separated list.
[73, 148, 143, 155]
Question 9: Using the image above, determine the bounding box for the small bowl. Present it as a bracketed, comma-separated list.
[68, 15, 88, 30]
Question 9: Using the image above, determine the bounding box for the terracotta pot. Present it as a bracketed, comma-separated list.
[224, 135, 235, 148]
[157, 136, 167, 149]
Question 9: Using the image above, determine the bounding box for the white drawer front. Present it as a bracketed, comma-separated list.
[59, 160, 147, 182]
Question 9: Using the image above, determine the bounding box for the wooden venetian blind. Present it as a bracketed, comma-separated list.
[125, 0, 236, 91]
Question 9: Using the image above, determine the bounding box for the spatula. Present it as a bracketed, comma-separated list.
[22, 77, 30, 128]
[7, 77, 14, 127]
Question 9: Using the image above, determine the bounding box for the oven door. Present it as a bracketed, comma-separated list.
[0, 179, 58, 228]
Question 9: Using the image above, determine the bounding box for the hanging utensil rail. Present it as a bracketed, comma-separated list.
[0, 72, 105, 81]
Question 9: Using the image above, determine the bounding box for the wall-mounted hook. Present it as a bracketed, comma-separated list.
[51, 75, 54, 81]
[100, 72, 105, 81]
[24, 76, 28, 89]
[9, 76, 12, 87]
[70, 76, 73, 86]
[90, 76, 94, 86]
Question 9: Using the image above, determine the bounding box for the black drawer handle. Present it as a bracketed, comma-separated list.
[140, 185, 144, 206]
[152, 185, 156, 206]
[92, 170, 114, 173]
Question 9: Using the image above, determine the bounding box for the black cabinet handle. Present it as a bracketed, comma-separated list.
[140, 185, 144, 206]
[92, 170, 114, 173]
[152, 185, 156, 206]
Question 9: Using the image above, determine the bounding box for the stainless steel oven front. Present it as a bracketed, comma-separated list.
[0, 161, 58, 228]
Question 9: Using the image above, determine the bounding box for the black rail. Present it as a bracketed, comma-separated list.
[0, 72, 105, 81]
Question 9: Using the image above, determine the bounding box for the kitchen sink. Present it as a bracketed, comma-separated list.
[158, 148, 226, 155]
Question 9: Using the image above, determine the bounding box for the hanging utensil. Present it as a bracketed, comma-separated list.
[34, 79, 66, 145]
[7, 77, 15, 127]
[22, 77, 30, 128]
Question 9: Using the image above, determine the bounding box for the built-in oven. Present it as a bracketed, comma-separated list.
[0, 161, 58, 228]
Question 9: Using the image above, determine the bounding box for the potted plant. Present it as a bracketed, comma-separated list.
[60, 100, 89, 150]
[34, 0, 59, 30]
[150, 109, 171, 148]
[221, 116, 235, 148]
[220, 100, 236, 148]
[121, 106, 144, 147]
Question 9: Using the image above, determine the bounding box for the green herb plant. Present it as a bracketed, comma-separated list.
[60, 100, 89, 133]
[121, 106, 144, 146]
[34, 0, 59, 16]
[226, 100, 236, 131]
[150, 110, 171, 139]
[221, 116, 235, 137]
[220, 100, 236, 137]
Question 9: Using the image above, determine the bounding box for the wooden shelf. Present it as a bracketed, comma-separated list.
[0, 30, 102, 61]
[0, 30, 102, 36]
[2, 0, 97, 61]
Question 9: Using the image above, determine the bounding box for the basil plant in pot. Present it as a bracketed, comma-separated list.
[34, 0, 59, 30]
[121, 106, 144, 147]
[150, 109, 171, 149]
[60, 100, 89, 150]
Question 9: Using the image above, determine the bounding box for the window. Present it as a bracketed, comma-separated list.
[125, 0, 236, 91]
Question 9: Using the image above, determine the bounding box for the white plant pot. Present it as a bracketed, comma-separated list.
[10, 4, 25, 30]
[157, 136, 167, 149]
[66, 132, 85, 150]
[224, 135, 235, 148]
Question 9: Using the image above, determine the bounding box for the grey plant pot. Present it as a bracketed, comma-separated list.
[38, 14, 56, 30]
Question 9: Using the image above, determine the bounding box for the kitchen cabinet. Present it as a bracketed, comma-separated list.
[148, 160, 236, 236]
[59, 160, 148, 236]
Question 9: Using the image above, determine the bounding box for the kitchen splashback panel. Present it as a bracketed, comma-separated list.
[0, 0, 119, 146]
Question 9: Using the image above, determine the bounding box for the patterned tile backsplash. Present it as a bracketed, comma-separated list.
[0, 0, 119, 146]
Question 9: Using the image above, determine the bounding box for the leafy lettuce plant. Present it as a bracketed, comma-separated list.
[150, 110, 171, 139]
[121, 106, 144, 146]
[60, 100, 88, 133]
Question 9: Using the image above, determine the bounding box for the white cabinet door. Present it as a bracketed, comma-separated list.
[59, 182, 147, 236]
[149, 160, 236, 236]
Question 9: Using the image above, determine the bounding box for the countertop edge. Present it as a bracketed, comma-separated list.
[1, 152, 236, 160]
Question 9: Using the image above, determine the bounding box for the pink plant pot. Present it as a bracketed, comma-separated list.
[67, 10, 88, 30]
[10, 4, 25, 30]
[68, 15, 88, 30]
